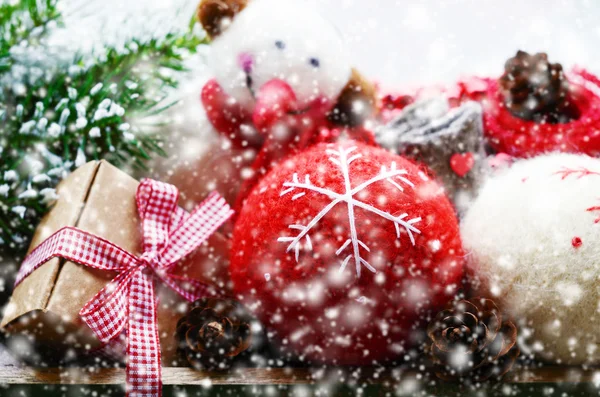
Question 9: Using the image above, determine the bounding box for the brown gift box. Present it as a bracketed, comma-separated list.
[0, 160, 231, 365]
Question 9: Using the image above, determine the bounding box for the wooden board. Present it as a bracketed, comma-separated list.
[0, 366, 597, 385]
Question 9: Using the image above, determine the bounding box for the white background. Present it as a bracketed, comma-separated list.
[59, 0, 600, 89]
[308, 0, 600, 88]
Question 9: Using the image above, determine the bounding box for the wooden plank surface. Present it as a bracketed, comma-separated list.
[0, 366, 313, 385]
[0, 366, 598, 385]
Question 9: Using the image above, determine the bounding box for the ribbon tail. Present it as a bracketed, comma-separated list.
[127, 271, 161, 397]
[80, 269, 136, 344]
[160, 192, 233, 266]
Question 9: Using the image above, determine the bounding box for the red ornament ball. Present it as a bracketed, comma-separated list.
[230, 141, 464, 364]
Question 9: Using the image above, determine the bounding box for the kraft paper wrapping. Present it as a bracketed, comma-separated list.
[1, 160, 231, 366]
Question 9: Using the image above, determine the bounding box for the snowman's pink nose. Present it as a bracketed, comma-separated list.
[238, 52, 254, 73]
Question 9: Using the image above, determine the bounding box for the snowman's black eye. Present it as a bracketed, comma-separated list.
[275, 41, 285, 50]
[309, 58, 320, 68]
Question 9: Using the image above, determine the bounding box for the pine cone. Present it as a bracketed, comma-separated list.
[427, 298, 519, 382]
[498, 50, 574, 123]
[176, 298, 252, 370]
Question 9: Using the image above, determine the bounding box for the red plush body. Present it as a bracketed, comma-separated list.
[480, 69, 600, 158]
[230, 141, 464, 364]
[201, 79, 258, 148]
[202, 78, 375, 211]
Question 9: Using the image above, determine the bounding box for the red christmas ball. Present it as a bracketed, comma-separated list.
[230, 141, 464, 364]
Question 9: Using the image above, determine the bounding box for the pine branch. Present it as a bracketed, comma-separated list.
[0, 4, 207, 253]
[0, 0, 61, 74]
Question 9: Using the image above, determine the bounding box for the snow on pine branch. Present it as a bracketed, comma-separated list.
[0, 1, 206, 253]
[277, 145, 422, 278]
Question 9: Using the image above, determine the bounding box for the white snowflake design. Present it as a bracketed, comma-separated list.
[277, 145, 422, 277]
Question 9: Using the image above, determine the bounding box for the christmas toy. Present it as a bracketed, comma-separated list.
[461, 153, 600, 365]
[1, 160, 233, 396]
[198, 0, 378, 207]
[230, 141, 464, 364]
[427, 297, 519, 382]
[198, 0, 376, 141]
[376, 97, 486, 211]
[383, 51, 600, 159]
[176, 298, 253, 370]
[498, 51, 576, 124]
[482, 52, 600, 157]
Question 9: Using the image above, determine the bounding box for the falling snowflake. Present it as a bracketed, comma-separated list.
[277, 144, 422, 277]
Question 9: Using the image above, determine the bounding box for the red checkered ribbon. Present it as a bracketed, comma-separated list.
[14, 179, 234, 397]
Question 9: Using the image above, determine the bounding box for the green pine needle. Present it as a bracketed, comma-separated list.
[0, 1, 207, 253]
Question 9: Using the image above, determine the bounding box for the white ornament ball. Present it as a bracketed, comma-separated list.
[462, 153, 600, 365]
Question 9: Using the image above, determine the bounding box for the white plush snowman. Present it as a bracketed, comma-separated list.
[198, 0, 377, 147]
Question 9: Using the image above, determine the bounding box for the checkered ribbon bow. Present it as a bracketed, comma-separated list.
[15, 179, 234, 397]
